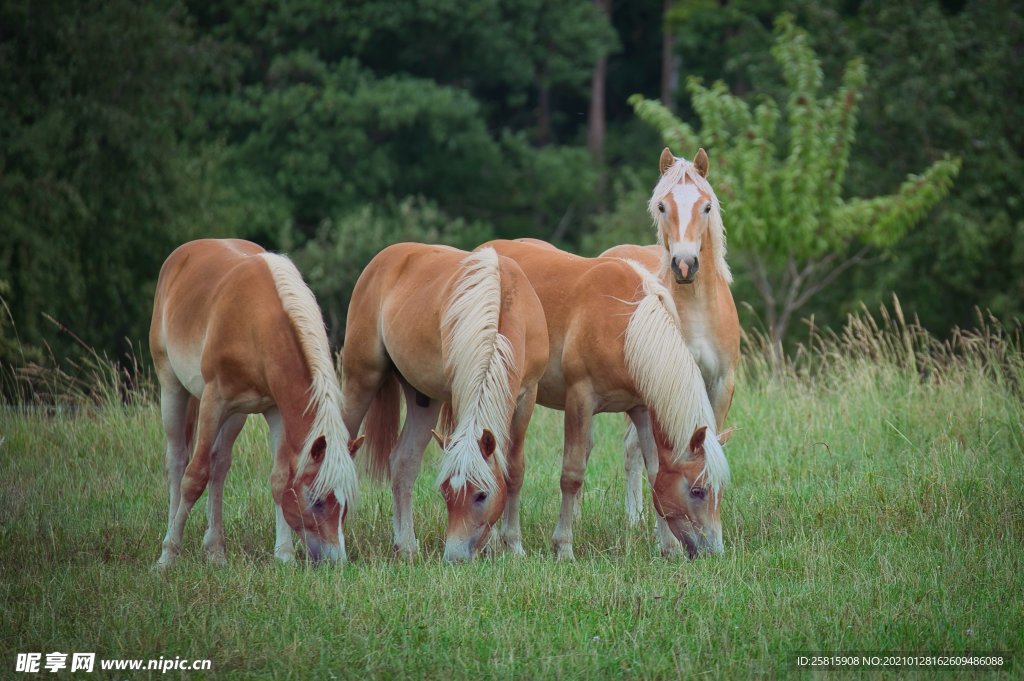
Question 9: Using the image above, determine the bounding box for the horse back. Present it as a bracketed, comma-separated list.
[495, 256, 549, 393]
[150, 239, 293, 397]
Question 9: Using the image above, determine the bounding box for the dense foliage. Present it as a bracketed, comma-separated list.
[1, 0, 1020, 374]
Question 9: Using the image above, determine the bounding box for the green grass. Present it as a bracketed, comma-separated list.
[2, 319, 1022, 679]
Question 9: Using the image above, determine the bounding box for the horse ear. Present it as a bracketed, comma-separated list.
[659, 147, 675, 175]
[310, 436, 327, 464]
[430, 428, 449, 449]
[479, 429, 497, 460]
[694, 148, 709, 177]
[347, 434, 365, 458]
[688, 426, 708, 455]
[717, 427, 736, 446]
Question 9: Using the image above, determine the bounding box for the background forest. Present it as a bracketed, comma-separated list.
[2, 0, 1021, 377]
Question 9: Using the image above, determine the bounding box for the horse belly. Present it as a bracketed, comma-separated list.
[388, 347, 450, 402]
[164, 338, 207, 398]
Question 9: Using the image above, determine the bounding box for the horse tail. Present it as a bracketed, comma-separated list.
[363, 373, 401, 482]
[619, 259, 729, 493]
[435, 247, 517, 493]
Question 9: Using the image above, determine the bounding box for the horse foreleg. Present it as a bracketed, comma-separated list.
[158, 384, 192, 565]
[552, 387, 594, 561]
[202, 413, 246, 565]
[710, 369, 736, 430]
[500, 388, 536, 557]
[158, 387, 226, 569]
[623, 421, 645, 527]
[389, 384, 441, 561]
[628, 407, 683, 558]
[263, 408, 295, 563]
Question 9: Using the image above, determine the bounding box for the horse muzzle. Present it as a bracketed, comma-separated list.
[667, 518, 722, 559]
[304, 533, 343, 564]
[671, 255, 698, 284]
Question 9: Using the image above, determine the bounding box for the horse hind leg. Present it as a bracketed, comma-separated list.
[202, 413, 246, 565]
[500, 388, 536, 557]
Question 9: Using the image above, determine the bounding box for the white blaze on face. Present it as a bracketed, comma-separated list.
[666, 182, 708, 265]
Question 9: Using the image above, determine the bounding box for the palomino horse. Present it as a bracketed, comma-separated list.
[150, 239, 361, 568]
[602, 148, 740, 554]
[341, 244, 548, 562]
[484, 239, 730, 559]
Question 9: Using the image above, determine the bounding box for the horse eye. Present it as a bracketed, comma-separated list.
[658, 202, 665, 214]
[690, 487, 706, 500]
[312, 498, 327, 512]
[474, 492, 488, 504]
[703, 203, 712, 214]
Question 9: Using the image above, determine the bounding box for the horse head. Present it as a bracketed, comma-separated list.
[276, 434, 363, 563]
[652, 147, 716, 285]
[435, 428, 508, 562]
[652, 424, 734, 558]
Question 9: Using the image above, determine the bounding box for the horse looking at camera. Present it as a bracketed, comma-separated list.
[341, 243, 548, 562]
[602, 148, 740, 555]
[484, 239, 731, 559]
[150, 239, 361, 568]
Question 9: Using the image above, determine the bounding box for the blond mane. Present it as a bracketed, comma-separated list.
[259, 253, 359, 509]
[620, 260, 730, 492]
[436, 248, 517, 494]
[648, 156, 732, 284]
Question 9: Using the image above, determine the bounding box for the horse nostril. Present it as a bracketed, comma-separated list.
[691, 257, 699, 274]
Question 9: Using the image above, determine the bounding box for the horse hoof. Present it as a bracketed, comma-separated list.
[660, 545, 685, 559]
[206, 551, 227, 567]
[506, 542, 527, 557]
[393, 544, 418, 562]
[555, 545, 575, 561]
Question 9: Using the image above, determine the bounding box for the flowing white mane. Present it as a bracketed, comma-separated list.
[620, 259, 730, 493]
[436, 248, 516, 494]
[259, 253, 360, 509]
[648, 156, 732, 283]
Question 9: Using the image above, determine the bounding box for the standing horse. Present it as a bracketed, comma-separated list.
[150, 239, 361, 568]
[602, 148, 740, 553]
[484, 239, 730, 559]
[341, 244, 548, 562]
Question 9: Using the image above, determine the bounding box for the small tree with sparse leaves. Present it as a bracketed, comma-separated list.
[630, 13, 961, 354]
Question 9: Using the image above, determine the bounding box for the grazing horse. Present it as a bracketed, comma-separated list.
[602, 148, 740, 554]
[341, 244, 548, 562]
[484, 239, 730, 559]
[150, 239, 361, 568]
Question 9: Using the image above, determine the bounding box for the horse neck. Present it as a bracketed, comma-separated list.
[267, 351, 318, 457]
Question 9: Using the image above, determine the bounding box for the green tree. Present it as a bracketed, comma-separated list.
[631, 14, 960, 351]
[0, 0, 224, 359]
[841, 0, 1024, 332]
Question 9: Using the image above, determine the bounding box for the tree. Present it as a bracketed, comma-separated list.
[630, 14, 960, 352]
[0, 0, 223, 359]
[587, 0, 613, 160]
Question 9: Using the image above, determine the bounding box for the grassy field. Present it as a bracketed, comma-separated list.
[2, 313, 1022, 678]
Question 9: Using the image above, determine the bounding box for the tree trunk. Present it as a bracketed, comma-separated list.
[537, 73, 551, 147]
[660, 0, 678, 111]
[587, 0, 611, 160]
